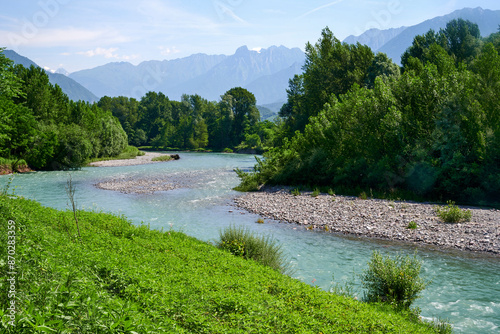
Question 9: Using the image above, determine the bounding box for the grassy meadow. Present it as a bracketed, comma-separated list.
[0, 195, 443, 333]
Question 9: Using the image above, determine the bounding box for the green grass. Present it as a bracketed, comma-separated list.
[87, 146, 145, 164]
[407, 221, 418, 230]
[151, 155, 173, 162]
[0, 195, 443, 333]
[436, 201, 472, 223]
[216, 225, 291, 275]
[0, 158, 28, 173]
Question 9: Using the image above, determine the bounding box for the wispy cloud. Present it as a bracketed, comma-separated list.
[297, 0, 346, 19]
[0, 27, 128, 48]
[77, 47, 119, 58]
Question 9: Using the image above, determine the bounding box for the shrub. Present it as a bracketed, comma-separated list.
[291, 188, 300, 196]
[311, 188, 320, 197]
[152, 155, 173, 162]
[436, 201, 472, 223]
[216, 225, 291, 275]
[359, 191, 368, 200]
[361, 251, 428, 310]
[223, 148, 233, 153]
[407, 221, 418, 230]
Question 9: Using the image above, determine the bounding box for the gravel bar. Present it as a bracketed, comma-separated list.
[234, 187, 500, 256]
[88, 152, 170, 167]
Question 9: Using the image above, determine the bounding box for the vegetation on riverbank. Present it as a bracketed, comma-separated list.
[86, 145, 145, 165]
[237, 20, 500, 208]
[0, 195, 444, 333]
[0, 48, 128, 171]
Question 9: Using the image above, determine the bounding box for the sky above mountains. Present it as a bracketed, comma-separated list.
[2, 0, 500, 72]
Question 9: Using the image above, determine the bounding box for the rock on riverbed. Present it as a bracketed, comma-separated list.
[234, 188, 500, 255]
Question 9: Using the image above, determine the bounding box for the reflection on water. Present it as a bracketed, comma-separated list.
[2, 152, 499, 333]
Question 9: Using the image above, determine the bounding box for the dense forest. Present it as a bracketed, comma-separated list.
[97, 87, 276, 153]
[0, 50, 127, 170]
[0, 50, 275, 172]
[238, 19, 500, 208]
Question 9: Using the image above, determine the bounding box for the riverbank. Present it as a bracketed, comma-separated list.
[235, 187, 500, 256]
[0, 194, 441, 333]
[0, 162, 32, 175]
[88, 151, 174, 167]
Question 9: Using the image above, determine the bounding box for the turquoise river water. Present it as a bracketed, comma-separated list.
[1, 152, 499, 333]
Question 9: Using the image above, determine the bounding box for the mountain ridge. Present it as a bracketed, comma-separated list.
[344, 7, 500, 64]
[68, 45, 305, 105]
[3, 49, 98, 103]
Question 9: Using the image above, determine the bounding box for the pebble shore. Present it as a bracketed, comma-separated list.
[88, 152, 169, 167]
[234, 187, 500, 256]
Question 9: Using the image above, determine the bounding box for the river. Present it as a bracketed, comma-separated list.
[2, 152, 499, 333]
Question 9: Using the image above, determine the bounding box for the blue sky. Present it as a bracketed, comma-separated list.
[2, 0, 500, 72]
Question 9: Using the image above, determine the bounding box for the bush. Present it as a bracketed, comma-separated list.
[151, 155, 173, 162]
[435, 200, 472, 223]
[361, 251, 428, 310]
[216, 225, 291, 275]
[407, 221, 418, 230]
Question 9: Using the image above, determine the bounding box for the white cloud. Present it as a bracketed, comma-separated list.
[297, 0, 346, 19]
[77, 47, 119, 59]
[159, 46, 180, 56]
[0, 27, 128, 48]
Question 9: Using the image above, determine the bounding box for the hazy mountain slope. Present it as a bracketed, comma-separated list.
[70, 53, 227, 99]
[378, 7, 500, 64]
[163, 45, 305, 102]
[4, 49, 98, 103]
[245, 61, 303, 105]
[343, 26, 407, 51]
[67, 45, 304, 104]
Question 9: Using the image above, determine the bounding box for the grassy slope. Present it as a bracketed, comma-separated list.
[0, 195, 439, 333]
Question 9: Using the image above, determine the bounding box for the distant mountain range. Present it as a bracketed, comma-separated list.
[68, 45, 305, 105]
[4, 7, 499, 109]
[3, 49, 98, 103]
[344, 7, 500, 64]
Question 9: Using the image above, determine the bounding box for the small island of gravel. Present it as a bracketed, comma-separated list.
[234, 187, 500, 256]
[88, 152, 177, 167]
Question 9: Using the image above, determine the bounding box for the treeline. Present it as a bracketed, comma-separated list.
[97, 87, 277, 152]
[0, 50, 127, 170]
[239, 19, 500, 207]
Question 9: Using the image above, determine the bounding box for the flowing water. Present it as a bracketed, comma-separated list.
[2, 152, 499, 333]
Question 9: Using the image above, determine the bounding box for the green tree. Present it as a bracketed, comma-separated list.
[222, 87, 260, 146]
[365, 52, 401, 88]
[0, 48, 23, 99]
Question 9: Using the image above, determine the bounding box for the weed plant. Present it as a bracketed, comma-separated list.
[407, 221, 418, 230]
[361, 251, 428, 310]
[359, 191, 368, 200]
[291, 188, 300, 196]
[436, 201, 472, 223]
[151, 155, 173, 162]
[216, 225, 291, 275]
[311, 188, 320, 197]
